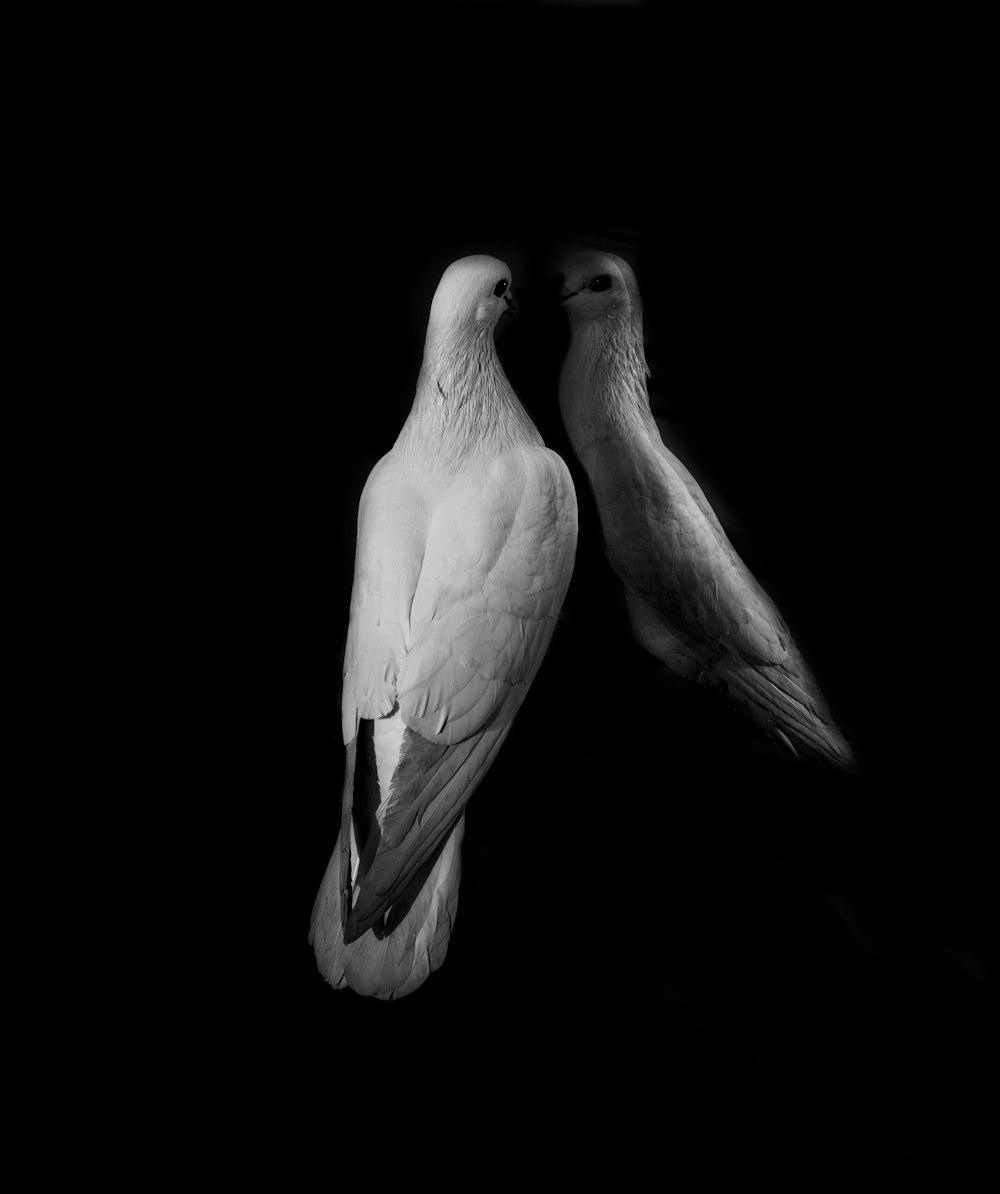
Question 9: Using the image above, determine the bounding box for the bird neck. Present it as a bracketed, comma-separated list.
[559, 315, 656, 456]
[397, 326, 542, 475]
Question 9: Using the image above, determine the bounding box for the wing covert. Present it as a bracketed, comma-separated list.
[590, 436, 789, 669]
[341, 455, 429, 744]
[344, 445, 577, 937]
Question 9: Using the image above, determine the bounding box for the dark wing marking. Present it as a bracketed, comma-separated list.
[344, 723, 511, 941]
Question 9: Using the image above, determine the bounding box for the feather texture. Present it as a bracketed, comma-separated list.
[311, 256, 578, 997]
[558, 250, 853, 769]
[309, 814, 466, 1001]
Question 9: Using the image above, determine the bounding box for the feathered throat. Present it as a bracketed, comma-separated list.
[399, 325, 541, 474]
[561, 317, 655, 453]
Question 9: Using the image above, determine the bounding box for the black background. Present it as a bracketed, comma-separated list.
[191, 4, 989, 1180]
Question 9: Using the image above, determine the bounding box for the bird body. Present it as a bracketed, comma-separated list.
[311, 256, 578, 998]
[558, 251, 852, 769]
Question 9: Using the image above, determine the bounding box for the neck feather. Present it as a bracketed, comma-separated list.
[559, 315, 656, 455]
[396, 323, 541, 476]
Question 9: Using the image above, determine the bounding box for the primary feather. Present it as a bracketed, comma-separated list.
[310, 255, 578, 998]
[557, 250, 853, 770]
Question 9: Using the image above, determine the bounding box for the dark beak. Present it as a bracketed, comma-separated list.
[503, 291, 517, 315]
[559, 286, 582, 304]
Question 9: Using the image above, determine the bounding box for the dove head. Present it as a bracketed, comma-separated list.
[558, 251, 642, 330]
[404, 254, 539, 467]
[425, 255, 515, 346]
[557, 250, 654, 451]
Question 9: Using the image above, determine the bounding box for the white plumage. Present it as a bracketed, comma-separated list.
[558, 250, 853, 769]
[310, 255, 578, 998]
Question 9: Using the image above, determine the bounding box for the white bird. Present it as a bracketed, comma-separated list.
[310, 255, 578, 998]
[557, 250, 853, 770]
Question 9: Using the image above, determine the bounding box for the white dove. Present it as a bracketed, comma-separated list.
[557, 250, 853, 769]
[310, 255, 578, 998]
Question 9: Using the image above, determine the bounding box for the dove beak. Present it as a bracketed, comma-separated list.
[558, 286, 582, 303]
[503, 291, 517, 315]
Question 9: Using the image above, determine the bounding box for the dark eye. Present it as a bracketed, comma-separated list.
[494, 278, 509, 296]
[589, 274, 612, 292]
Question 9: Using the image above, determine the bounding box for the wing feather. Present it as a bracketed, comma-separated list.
[583, 429, 852, 766]
[341, 444, 577, 941]
[345, 724, 511, 940]
[341, 454, 429, 743]
[585, 435, 788, 669]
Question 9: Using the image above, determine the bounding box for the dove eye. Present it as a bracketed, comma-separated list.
[589, 275, 613, 292]
[493, 279, 509, 296]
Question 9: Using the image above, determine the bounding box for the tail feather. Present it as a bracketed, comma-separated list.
[309, 816, 465, 1000]
[725, 658, 855, 771]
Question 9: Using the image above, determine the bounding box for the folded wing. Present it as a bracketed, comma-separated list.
[341, 445, 577, 941]
[588, 433, 851, 766]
